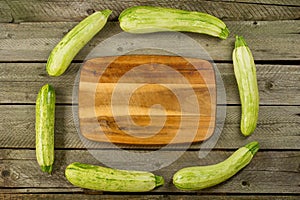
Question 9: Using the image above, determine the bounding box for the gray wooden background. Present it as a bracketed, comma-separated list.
[0, 0, 299, 199]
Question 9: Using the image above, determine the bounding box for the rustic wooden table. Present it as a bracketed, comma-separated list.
[0, 1, 299, 199]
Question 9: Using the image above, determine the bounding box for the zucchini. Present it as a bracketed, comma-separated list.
[46, 9, 112, 76]
[35, 84, 56, 173]
[233, 36, 259, 136]
[173, 141, 259, 190]
[119, 6, 229, 39]
[65, 162, 164, 192]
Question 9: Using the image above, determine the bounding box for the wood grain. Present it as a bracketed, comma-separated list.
[0, 21, 299, 62]
[0, 63, 299, 105]
[1, 194, 299, 200]
[0, 149, 299, 193]
[0, 105, 298, 149]
[0, 0, 299, 198]
[0, 0, 12, 23]
[0, 0, 299, 23]
[79, 55, 216, 144]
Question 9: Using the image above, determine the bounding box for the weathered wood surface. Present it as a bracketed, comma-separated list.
[0, 63, 299, 105]
[0, 21, 299, 62]
[0, 149, 299, 193]
[0, 105, 298, 149]
[0, 0, 299, 198]
[1, 194, 299, 200]
[0, 0, 299, 23]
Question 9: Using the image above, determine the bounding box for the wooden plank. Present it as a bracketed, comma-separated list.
[217, 0, 300, 6]
[0, 63, 299, 105]
[221, 63, 300, 106]
[0, 105, 298, 149]
[0, 21, 299, 62]
[0, 149, 299, 194]
[0, 194, 299, 200]
[0, 63, 77, 104]
[0, 0, 299, 23]
[0, 0, 13, 23]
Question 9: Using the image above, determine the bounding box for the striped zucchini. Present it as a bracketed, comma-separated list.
[46, 9, 112, 76]
[173, 141, 259, 190]
[233, 36, 259, 136]
[35, 84, 56, 174]
[119, 6, 229, 39]
[65, 162, 164, 192]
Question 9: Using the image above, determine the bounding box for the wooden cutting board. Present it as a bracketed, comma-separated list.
[78, 55, 216, 145]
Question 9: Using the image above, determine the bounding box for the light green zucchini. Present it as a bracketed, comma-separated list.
[233, 35, 259, 136]
[35, 84, 56, 173]
[119, 6, 229, 39]
[65, 162, 164, 192]
[173, 141, 259, 190]
[46, 9, 112, 76]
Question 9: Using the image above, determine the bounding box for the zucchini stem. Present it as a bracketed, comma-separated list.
[245, 141, 259, 155]
[101, 9, 113, 18]
[220, 27, 230, 39]
[235, 35, 248, 48]
[155, 175, 165, 187]
[41, 165, 53, 174]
